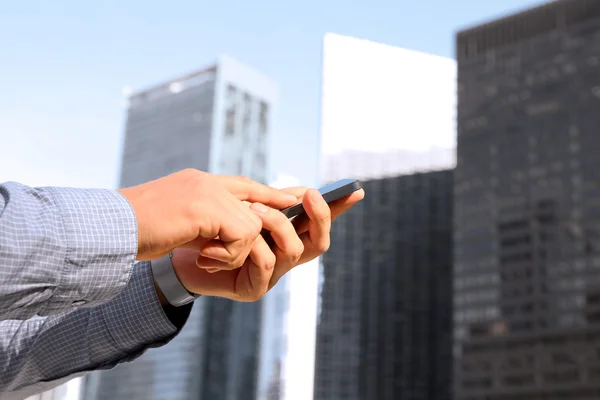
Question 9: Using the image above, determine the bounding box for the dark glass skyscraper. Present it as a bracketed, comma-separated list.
[314, 170, 453, 400]
[455, 1, 600, 398]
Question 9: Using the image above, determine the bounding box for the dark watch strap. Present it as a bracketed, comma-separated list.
[151, 253, 200, 307]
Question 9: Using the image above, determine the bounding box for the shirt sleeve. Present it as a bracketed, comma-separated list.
[0, 262, 193, 400]
[0, 181, 138, 320]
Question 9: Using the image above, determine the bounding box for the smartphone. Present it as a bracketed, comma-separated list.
[280, 178, 362, 219]
[260, 178, 361, 244]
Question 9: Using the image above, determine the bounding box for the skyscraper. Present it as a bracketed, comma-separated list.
[314, 171, 453, 400]
[85, 55, 278, 400]
[119, 56, 274, 187]
[315, 33, 456, 400]
[454, 1, 600, 398]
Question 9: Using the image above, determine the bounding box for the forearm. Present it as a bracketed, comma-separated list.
[0, 262, 193, 399]
[0, 182, 138, 320]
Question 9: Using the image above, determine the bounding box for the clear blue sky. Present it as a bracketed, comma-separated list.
[0, 0, 543, 188]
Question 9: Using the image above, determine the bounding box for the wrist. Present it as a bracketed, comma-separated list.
[151, 253, 199, 307]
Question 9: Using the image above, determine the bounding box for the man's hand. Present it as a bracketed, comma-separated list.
[118, 169, 298, 262]
[168, 187, 364, 302]
[267, 186, 365, 288]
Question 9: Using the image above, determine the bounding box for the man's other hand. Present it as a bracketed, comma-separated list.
[118, 169, 298, 262]
[169, 187, 364, 302]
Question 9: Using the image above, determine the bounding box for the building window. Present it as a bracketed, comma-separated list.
[225, 110, 235, 136]
[225, 85, 237, 136]
[255, 152, 265, 169]
[226, 84, 236, 107]
[259, 101, 269, 135]
[242, 93, 252, 134]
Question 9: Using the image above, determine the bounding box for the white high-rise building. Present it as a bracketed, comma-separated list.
[24, 379, 81, 400]
[319, 33, 457, 182]
[256, 173, 320, 400]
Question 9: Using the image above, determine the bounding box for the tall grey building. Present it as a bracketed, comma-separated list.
[84, 55, 278, 400]
[455, 1, 600, 399]
[314, 170, 453, 400]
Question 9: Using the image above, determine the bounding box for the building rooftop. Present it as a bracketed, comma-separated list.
[456, 0, 600, 59]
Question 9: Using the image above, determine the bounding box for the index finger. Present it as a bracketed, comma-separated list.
[279, 186, 309, 200]
[218, 176, 298, 209]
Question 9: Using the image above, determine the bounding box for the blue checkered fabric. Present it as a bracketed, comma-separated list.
[0, 183, 188, 399]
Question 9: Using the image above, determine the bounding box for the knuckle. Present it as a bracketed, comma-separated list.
[316, 237, 331, 253]
[181, 168, 201, 178]
[290, 242, 305, 261]
[246, 215, 263, 236]
[194, 175, 213, 192]
[188, 173, 214, 207]
[232, 255, 246, 269]
[318, 211, 332, 225]
[264, 253, 276, 271]
[239, 224, 254, 240]
[251, 213, 263, 230]
[221, 247, 242, 266]
[239, 226, 251, 240]
[247, 293, 261, 302]
[237, 175, 254, 184]
[246, 287, 267, 302]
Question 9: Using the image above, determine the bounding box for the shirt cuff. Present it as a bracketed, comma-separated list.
[41, 187, 138, 314]
[101, 262, 193, 351]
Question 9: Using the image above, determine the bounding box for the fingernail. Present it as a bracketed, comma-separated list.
[251, 202, 270, 214]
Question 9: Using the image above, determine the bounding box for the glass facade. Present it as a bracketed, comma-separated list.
[85, 56, 277, 400]
[454, 1, 600, 398]
[314, 171, 453, 400]
[119, 67, 217, 187]
[218, 82, 269, 182]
